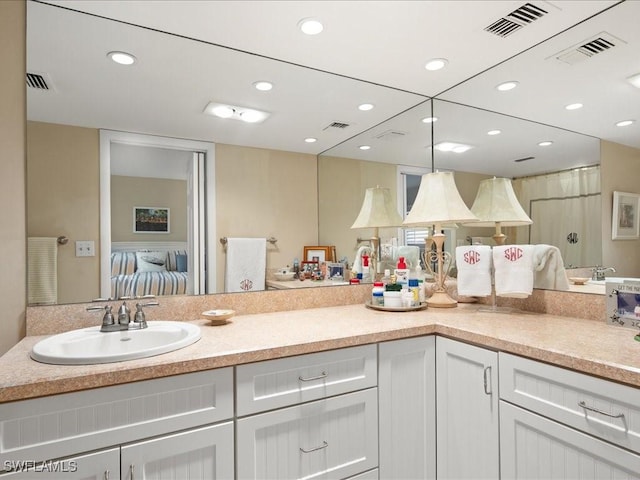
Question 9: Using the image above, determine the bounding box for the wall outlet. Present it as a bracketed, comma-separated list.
[75, 240, 95, 257]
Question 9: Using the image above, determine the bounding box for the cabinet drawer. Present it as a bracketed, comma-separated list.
[237, 388, 378, 479]
[0, 368, 233, 465]
[501, 401, 640, 479]
[236, 344, 377, 415]
[500, 352, 640, 453]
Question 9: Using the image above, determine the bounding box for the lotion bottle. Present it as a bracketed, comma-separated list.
[394, 256, 409, 288]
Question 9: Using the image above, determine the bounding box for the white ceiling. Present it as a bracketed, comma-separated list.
[28, 0, 638, 177]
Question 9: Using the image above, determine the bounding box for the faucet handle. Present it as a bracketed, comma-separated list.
[131, 301, 159, 329]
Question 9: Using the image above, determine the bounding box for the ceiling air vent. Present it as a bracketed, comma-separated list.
[550, 32, 624, 65]
[26, 72, 53, 91]
[514, 156, 535, 163]
[485, 3, 549, 38]
[323, 121, 351, 130]
[374, 130, 407, 141]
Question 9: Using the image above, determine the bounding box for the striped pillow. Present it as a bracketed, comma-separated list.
[111, 252, 137, 276]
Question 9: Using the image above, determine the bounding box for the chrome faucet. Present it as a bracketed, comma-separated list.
[592, 266, 616, 281]
[87, 299, 158, 332]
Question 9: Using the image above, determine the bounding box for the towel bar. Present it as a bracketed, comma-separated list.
[219, 236, 277, 246]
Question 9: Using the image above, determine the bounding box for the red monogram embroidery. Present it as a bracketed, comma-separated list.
[504, 247, 523, 261]
[464, 251, 481, 264]
[240, 279, 253, 291]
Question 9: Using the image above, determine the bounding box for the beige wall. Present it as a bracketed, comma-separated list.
[215, 144, 318, 289]
[318, 156, 399, 267]
[111, 176, 187, 242]
[0, 1, 26, 355]
[27, 121, 101, 303]
[601, 140, 640, 276]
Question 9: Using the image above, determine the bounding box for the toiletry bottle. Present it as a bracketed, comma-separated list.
[381, 269, 391, 286]
[408, 278, 420, 306]
[362, 254, 371, 283]
[395, 256, 409, 288]
[371, 281, 385, 306]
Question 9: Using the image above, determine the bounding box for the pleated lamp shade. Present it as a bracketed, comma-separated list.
[466, 177, 532, 227]
[403, 172, 478, 229]
[351, 186, 403, 229]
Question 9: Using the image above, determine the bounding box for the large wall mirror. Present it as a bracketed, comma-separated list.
[27, 0, 639, 306]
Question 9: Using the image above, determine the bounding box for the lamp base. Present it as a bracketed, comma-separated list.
[427, 290, 457, 308]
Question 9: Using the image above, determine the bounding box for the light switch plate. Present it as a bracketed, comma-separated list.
[75, 240, 95, 257]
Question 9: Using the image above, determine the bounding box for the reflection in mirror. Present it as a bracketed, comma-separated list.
[26, 1, 427, 304]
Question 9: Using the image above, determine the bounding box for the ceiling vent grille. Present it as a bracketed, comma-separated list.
[323, 121, 351, 130]
[550, 32, 624, 65]
[485, 3, 549, 37]
[26, 72, 52, 90]
[514, 156, 535, 163]
[374, 130, 407, 141]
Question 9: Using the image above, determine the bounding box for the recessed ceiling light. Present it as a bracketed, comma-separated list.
[421, 116, 438, 123]
[253, 81, 273, 91]
[538, 141, 553, 147]
[210, 105, 235, 118]
[425, 58, 448, 71]
[358, 103, 374, 111]
[434, 141, 472, 153]
[304, 137, 317, 143]
[359, 145, 371, 150]
[496, 81, 518, 91]
[627, 73, 640, 89]
[616, 120, 635, 127]
[203, 102, 270, 123]
[298, 18, 323, 35]
[107, 51, 136, 65]
[565, 103, 583, 111]
[487, 130, 501, 136]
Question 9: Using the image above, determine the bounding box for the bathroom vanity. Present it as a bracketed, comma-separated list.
[1, 303, 639, 478]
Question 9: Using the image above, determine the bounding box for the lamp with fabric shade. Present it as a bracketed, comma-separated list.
[351, 186, 403, 276]
[466, 177, 532, 245]
[403, 171, 478, 307]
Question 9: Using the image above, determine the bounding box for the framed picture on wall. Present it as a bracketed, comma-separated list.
[612, 191, 640, 240]
[133, 207, 170, 234]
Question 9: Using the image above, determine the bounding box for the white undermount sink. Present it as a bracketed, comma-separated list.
[30, 321, 201, 365]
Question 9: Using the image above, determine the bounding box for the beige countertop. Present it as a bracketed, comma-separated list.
[1, 303, 639, 403]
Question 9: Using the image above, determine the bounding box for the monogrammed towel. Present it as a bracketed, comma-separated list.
[493, 245, 535, 298]
[224, 237, 266, 293]
[455, 245, 492, 297]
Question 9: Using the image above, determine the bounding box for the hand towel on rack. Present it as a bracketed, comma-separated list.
[492, 245, 536, 298]
[455, 245, 492, 297]
[224, 237, 267, 293]
[533, 244, 570, 291]
[27, 237, 58, 305]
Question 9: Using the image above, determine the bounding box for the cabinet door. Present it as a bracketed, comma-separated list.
[2, 447, 119, 479]
[237, 388, 378, 480]
[501, 401, 640, 479]
[120, 422, 233, 480]
[436, 337, 499, 480]
[379, 336, 436, 480]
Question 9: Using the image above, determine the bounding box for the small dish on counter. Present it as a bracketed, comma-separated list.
[365, 302, 428, 312]
[569, 277, 590, 285]
[274, 271, 295, 281]
[202, 309, 235, 326]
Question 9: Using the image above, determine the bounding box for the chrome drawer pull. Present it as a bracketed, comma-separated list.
[298, 371, 327, 382]
[300, 441, 328, 453]
[578, 401, 625, 419]
[483, 366, 492, 395]
[104, 471, 110, 480]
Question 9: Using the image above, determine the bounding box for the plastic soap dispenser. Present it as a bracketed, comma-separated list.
[395, 256, 409, 288]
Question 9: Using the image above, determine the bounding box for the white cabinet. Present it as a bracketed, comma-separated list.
[501, 402, 640, 479]
[237, 389, 378, 480]
[436, 337, 499, 480]
[378, 336, 436, 480]
[1, 447, 119, 479]
[121, 422, 233, 480]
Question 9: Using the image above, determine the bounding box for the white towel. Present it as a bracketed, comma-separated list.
[455, 245, 492, 297]
[493, 245, 535, 298]
[533, 244, 570, 291]
[224, 237, 266, 293]
[27, 237, 58, 304]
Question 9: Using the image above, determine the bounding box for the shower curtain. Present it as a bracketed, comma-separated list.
[513, 166, 602, 268]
